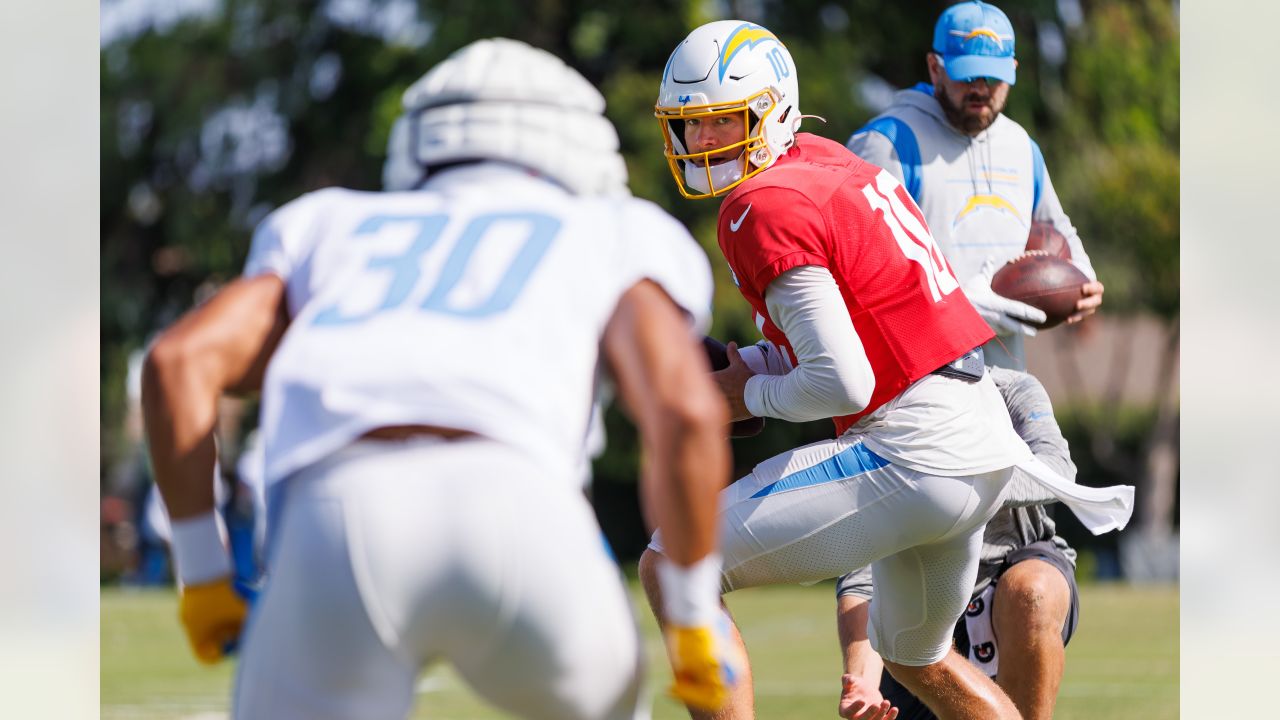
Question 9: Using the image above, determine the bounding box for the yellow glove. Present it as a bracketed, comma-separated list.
[178, 576, 249, 664]
[663, 620, 744, 712]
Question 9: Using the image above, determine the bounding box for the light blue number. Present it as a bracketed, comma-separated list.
[313, 214, 448, 326]
[421, 212, 559, 317]
[312, 211, 560, 326]
[767, 48, 790, 81]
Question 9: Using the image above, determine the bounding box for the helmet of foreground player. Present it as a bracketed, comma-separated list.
[383, 38, 628, 196]
[656, 21, 801, 199]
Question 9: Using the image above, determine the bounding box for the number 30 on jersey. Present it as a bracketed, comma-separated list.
[312, 211, 560, 326]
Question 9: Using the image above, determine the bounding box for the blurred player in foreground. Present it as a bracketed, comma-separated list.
[143, 38, 738, 720]
[642, 19, 1133, 720]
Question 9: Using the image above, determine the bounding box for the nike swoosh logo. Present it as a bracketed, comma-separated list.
[729, 204, 752, 232]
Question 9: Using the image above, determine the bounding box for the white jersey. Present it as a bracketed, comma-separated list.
[245, 162, 712, 489]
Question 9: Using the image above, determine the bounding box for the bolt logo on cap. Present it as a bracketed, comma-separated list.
[952, 27, 1012, 45]
[933, 1, 1018, 85]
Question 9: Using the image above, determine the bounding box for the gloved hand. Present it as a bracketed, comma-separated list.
[178, 576, 250, 664]
[664, 613, 744, 712]
[961, 257, 1047, 337]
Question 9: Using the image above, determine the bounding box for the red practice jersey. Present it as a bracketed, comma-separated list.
[718, 133, 993, 435]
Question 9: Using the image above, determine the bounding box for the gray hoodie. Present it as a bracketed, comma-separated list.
[847, 84, 1095, 368]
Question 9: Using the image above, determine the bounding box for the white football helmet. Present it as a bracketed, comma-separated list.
[656, 20, 802, 199]
[383, 38, 628, 196]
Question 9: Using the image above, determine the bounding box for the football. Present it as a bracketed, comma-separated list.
[990, 251, 1089, 329]
[1025, 221, 1072, 259]
[701, 336, 766, 438]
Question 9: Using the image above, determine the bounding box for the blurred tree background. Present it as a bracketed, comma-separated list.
[101, 0, 1178, 575]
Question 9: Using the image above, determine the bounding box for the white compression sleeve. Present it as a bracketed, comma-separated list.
[743, 265, 875, 421]
[737, 340, 792, 376]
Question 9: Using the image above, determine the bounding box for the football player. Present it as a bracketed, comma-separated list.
[142, 38, 739, 720]
[639, 20, 1133, 720]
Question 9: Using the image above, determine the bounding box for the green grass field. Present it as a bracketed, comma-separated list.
[102, 581, 1177, 719]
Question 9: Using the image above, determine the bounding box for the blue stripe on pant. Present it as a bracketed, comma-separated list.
[750, 444, 889, 499]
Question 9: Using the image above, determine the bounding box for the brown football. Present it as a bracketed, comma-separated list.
[990, 251, 1088, 329]
[1025, 221, 1071, 259]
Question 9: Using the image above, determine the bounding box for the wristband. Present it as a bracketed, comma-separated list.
[657, 552, 723, 627]
[170, 511, 231, 587]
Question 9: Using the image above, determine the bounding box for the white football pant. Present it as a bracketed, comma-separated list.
[652, 436, 1011, 666]
[233, 437, 646, 720]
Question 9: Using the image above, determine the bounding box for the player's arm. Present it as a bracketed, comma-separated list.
[719, 265, 875, 422]
[143, 274, 288, 519]
[603, 279, 726, 565]
[991, 367, 1077, 480]
[603, 279, 736, 710]
[141, 273, 289, 663]
[834, 569, 897, 720]
[975, 367, 1080, 508]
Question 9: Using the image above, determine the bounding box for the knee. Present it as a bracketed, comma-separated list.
[994, 561, 1070, 635]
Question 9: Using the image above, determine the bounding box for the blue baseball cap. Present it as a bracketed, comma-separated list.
[933, 1, 1017, 85]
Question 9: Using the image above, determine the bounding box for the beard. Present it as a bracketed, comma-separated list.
[935, 83, 1005, 135]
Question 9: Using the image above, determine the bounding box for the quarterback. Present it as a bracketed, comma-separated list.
[639, 20, 1133, 720]
[142, 39, 739, 720]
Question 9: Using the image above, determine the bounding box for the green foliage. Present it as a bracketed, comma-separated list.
[1061, 143, 1180, 316]
[1048, 0, 1180, 318]
[1062, 0, 1179, 149]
